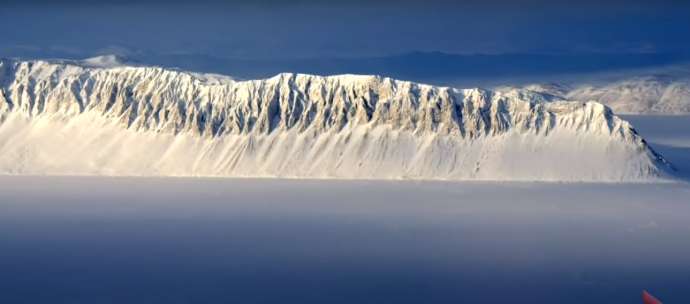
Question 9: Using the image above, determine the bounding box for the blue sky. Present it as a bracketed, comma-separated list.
[2, 0, 690, 81]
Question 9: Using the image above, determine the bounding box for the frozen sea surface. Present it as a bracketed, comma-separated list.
[0, 115, 689, 304]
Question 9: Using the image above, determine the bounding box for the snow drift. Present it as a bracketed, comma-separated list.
[0, 57, 672, 181]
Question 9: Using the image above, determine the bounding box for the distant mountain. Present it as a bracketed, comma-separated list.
[126, 51, 690, 81]
[498, 74, 690, 114]
[568, 76, 690, 114]
[0, 58, 672, 181]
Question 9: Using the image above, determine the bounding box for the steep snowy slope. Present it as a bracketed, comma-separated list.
[0, 58, 671, 181]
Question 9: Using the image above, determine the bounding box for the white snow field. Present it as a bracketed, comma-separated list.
[0, 58, 673, 181]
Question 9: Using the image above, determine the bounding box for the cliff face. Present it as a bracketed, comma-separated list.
[0, 58, 671, 181]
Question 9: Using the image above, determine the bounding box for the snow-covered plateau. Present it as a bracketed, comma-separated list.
[0, 57, 674, 181]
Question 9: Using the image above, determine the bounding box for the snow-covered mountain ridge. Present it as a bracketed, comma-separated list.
[0, 57, 672, 181]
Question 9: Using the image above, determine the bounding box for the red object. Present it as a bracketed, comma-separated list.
[643, 290, 662, 304]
